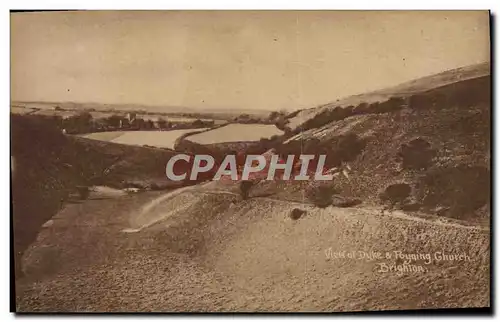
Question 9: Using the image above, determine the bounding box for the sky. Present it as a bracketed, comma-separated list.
[11, 11, 490, 111]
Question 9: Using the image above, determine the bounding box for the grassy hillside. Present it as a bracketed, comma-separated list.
[11, 114, 185, 277]
[276, 63, 491, 223]
[287, 62, 490, 130]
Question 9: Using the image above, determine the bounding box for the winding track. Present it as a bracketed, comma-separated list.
[122, 183, 488, 233]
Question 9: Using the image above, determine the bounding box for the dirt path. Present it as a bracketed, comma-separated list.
[123, 183, 488, 233]
[15, 185, 490, 312]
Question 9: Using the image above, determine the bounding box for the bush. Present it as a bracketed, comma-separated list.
[366, 101, 380, 114]
[397, 138, 436, 170]
[300, 108, 340, 131]
[289, 208, 306, 220]
[63, 111, 94, 134]
[408, 92, 446, 110]
[329, 133, 366, 165]
[306, 183, 340, 208]
[276, 133, 366, 169]
[298, 97, 406, 132]
[417, 164, 490, 219]
[157, 118, 168, 129]
[191, 119, 205, 127]
[104, 114, 122, 128]
[379, 183, 412, 207]
[269, 110, 286, 122]
[377, 97, 406, 113]
[352, 102, 369, 115]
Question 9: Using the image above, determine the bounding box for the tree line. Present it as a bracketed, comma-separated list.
[27, 112, 215, 134]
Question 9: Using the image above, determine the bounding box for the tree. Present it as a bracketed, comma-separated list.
[192, 119, 205, 127]
[78, 111, 92, 124]
[398, 138, 436, 170]
[51, 115, 63, 129]
[134, 118, 145, 129]
[63, 111, 93, 133]
[235, 114, 251, 123]
[143, 120, 154, 130]
[157, 118, 167, 129]
[269, 111, 280, 121]
[105, 114, 123, 128]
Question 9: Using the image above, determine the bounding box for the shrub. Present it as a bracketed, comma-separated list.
[269, 110, 287, 122]
[289, 208, 306, 220]
[417, 164, 490, 219]
[408, 92, 446, 110]
[157, 118, 168, 129]
[63, 111, 94, 134]
[300, 107, 341, 131]
[191, 119, 205, 127]
[366, 101, 380, 114]
[330, 133, 366, 164]
[352, 102, 370, 115]
[377, 97, 406, 113]
[379, 183, 412, 207]
[397, 138, 436, 170]
[276, 133, 366, 169]
[268, 111, 280, 121]
[344, 105, 355, 114]
[306, 183, 340, 208]
[103, 114, 122, 128]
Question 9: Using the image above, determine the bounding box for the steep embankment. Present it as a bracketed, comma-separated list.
[11, 114, 183, 278]
[16, 183, 489, 311]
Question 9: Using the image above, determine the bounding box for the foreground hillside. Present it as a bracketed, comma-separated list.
[11, 114, 183, 278]
[16, 183, 489, 311]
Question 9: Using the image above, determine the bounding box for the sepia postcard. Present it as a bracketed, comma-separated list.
[10, 10, 491, 313]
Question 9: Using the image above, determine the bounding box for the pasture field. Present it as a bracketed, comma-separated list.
[138, 115, 226, 125]
[83, 129, 208, 150]
[81, 131, 125, 142]
[187, 124, 283, 144]
[11, 106, 37, 115]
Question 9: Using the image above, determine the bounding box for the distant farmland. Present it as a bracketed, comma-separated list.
[186, 124, 283, 144]
[83, 129, 208, 150]
[11, 105, 227, 125]
[10, 106, 37, 115]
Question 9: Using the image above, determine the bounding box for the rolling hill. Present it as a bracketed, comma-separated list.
[286, 62, 490, 130]
[276, 61, 491, 222]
